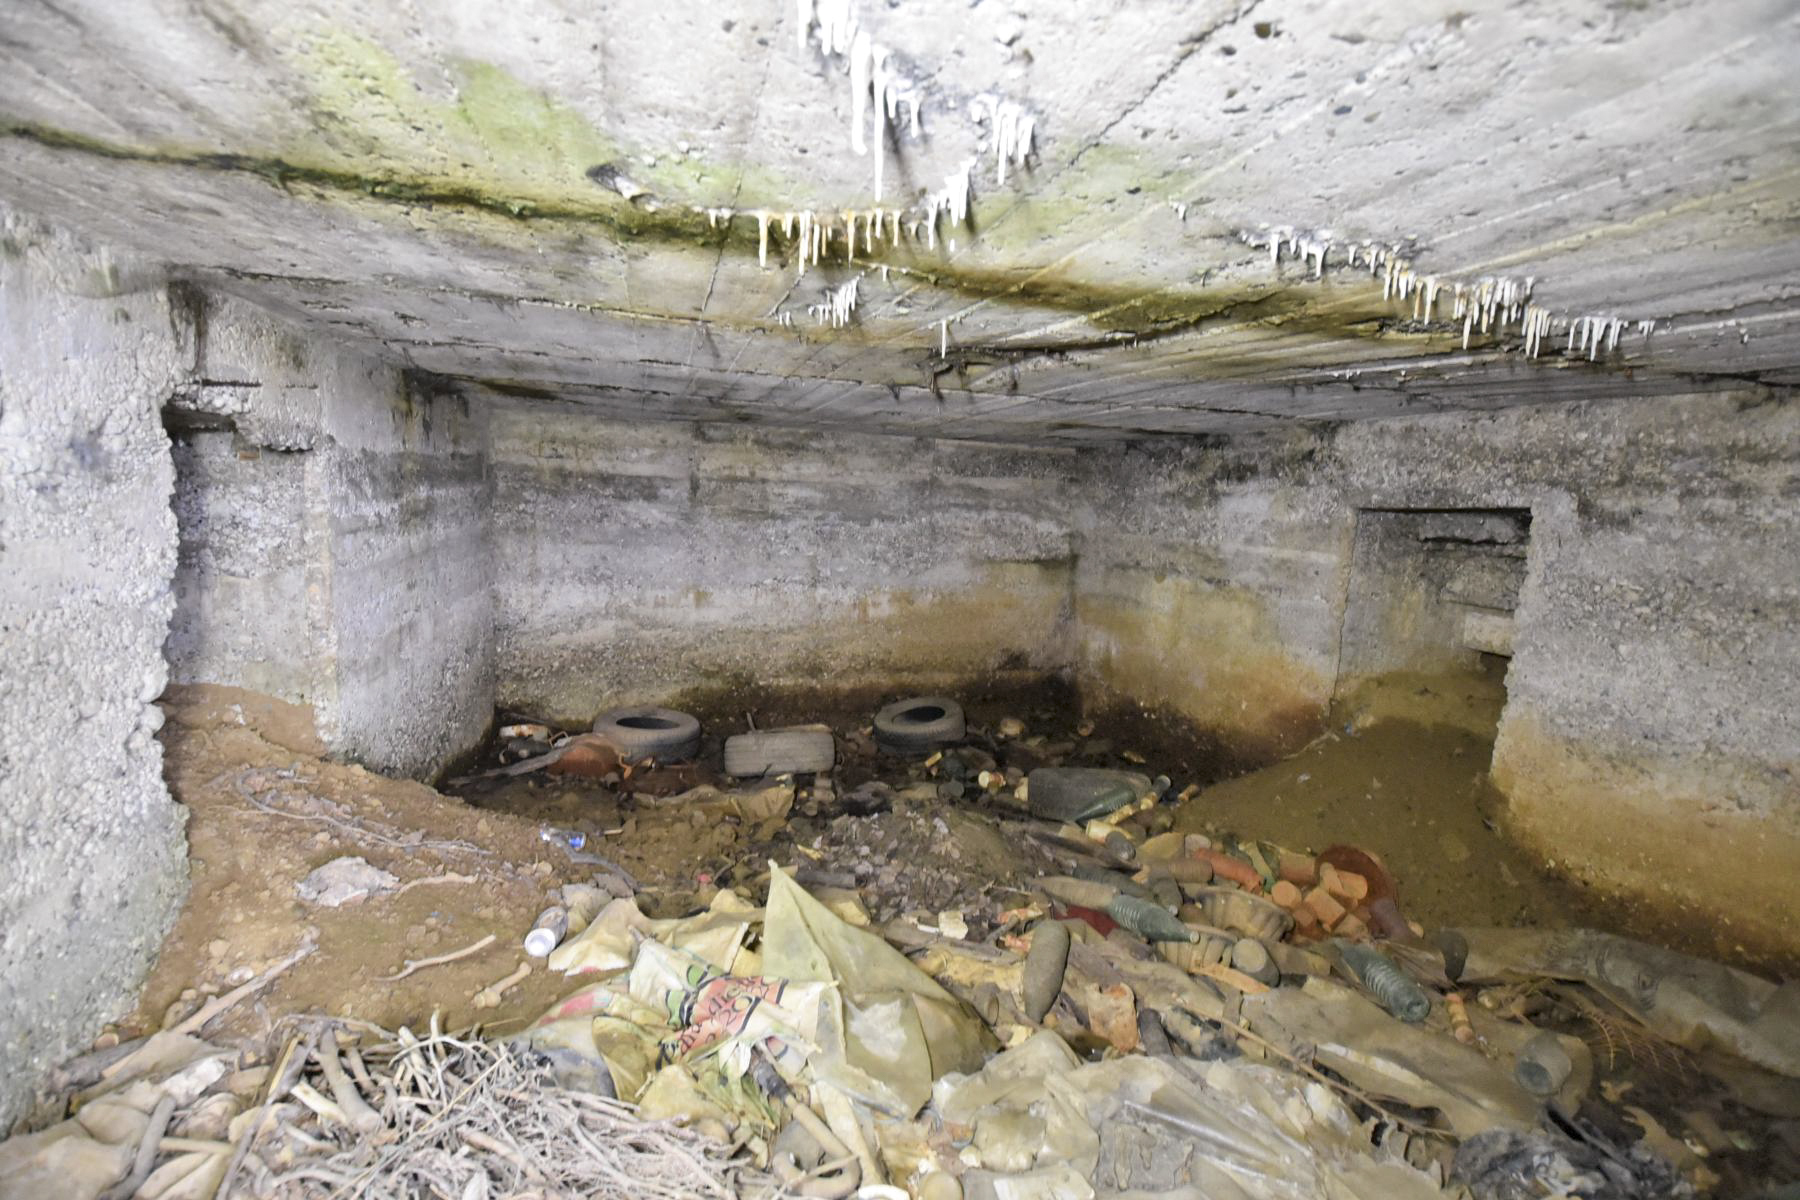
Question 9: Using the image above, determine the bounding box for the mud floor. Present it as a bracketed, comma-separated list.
[134, 686, 596, 1044]
[96, 671, 1800, 1196]
[1173, 665, 1594, 937]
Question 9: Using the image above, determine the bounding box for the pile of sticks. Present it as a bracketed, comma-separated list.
[237, 1019, 768, 1199]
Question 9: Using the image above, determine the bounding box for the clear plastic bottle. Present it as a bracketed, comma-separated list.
[539, 826, 586, 853]
[1334, 940, 1432, 1023]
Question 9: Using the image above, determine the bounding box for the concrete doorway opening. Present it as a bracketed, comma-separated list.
[1334, 506, 1533, 745]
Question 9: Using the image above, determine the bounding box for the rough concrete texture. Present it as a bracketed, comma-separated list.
[168, 433, 327, 704]
[317, 365, 495, 779]
[1074, 389, 1800, 960]
[166, 294, 497, 780]
[1334, 508, 1529, 683]
[0, 0, 1795, 440]
[490, 408, 1075, 724]
[0, 211, 189, 1133]
[1074, 440, 1347, 759]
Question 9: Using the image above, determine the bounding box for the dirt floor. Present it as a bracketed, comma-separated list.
[133, 685, 595, 1045]
[1172, 664, 1594, 935]
[106, 670, 1800, 1196]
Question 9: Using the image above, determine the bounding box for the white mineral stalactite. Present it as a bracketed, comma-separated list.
[1242, 222, 1649, 362]
[809, 275, 862, 327]
[920, 159, 974, 251]
[849, 30, 873, 155]
[798, 0, 922, 203]
[975, 97, 1036, 187]
[870, 43, 893, 200]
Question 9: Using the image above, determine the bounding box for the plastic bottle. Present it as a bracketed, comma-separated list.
[1334, 941, 1432, 1023]
[1026, 768, 1151, 823]
[524, 905, 569, 957]
[539, 826, 586, 853]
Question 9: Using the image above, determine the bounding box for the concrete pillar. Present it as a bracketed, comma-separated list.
[0, 209, 190, 1131]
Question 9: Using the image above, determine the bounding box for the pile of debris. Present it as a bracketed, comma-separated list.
[7, 694, 1798, 1199]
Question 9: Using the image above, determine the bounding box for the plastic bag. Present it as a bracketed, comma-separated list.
[548, 890, 759, 976]
[762, 868, 995, 1116]
[1244, 976, 1589, 1137]
[1459, 927, 1800, 1077]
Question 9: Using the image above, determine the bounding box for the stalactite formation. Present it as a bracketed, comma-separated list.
[1241, 226, 1656, 362]
[808, 274, 862, 327]
[971, 94, 1036, 187]
[778, 0, 1038, 286]
[795, 0, 922, 202]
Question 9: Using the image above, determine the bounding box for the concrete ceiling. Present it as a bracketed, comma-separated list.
[2, 0, 1796, 442]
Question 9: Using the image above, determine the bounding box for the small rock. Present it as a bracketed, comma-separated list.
[207, 938, 230, 959]
[295, 856, 399, 908]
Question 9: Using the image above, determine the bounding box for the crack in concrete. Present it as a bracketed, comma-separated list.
[1061, 0, 1264, 181]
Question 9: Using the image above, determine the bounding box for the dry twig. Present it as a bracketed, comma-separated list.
[246, 1024, 767, 1199]
[472, 962, 532, 1009]
[230, 770, 490, 858]
[378, 934, 497, 982]
[392, 872, 479, 897]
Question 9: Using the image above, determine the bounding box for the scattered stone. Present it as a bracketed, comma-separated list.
[295, 855, 399, 907]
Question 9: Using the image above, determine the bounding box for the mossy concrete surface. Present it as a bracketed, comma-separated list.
[1, 0, 1796, 440]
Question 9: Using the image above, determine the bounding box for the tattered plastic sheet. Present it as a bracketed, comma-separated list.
[546, 890, 759, 976]
[1244, 975, 1588, 1138]
[524, 935, 827, 1125]
[762, 868, 995, 1116]
[0, 1035, 236, 1200]
[1459, 927, 1800, 1077]
[937, 1032, 1444, 1200]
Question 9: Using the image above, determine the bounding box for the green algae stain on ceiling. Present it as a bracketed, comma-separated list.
[283, 29, 798, 217]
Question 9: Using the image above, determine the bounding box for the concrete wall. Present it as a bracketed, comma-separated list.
[1073, 434, 1348, 761]
[490, 408, 1078, 725]
[165, 295, 496, 780]
[0, 210, 189, 1132]
[1074, 390, 1800, 960]
[1335, 509, 1529, 684]
[315, 363, 495, 779]
[168, 435, 326, 704]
